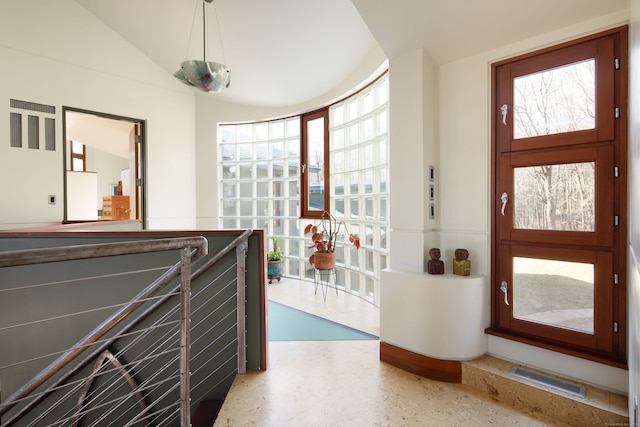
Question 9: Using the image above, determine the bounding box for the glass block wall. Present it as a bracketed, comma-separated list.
[219, 73, 388, 306]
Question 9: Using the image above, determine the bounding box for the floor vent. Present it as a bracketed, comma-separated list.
[510, 366, 586, 398]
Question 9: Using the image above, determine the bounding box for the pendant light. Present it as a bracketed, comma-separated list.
[174, 0, 231, 93]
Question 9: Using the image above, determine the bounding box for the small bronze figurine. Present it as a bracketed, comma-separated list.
[427, 247, 444, 274]
[453, 248, 471, 276]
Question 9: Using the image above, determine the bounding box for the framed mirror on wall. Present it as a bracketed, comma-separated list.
[63, 108, 146, 227]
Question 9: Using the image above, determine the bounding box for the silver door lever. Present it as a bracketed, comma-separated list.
[500, 281, 509, 305]
[501, 192, 508, 216]
[500, 104, 508, 125]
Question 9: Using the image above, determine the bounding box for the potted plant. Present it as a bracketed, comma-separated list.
[267, 236, 283, 284]
[304, 211, 360, 270]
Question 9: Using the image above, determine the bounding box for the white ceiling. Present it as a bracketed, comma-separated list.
[74, 0, 377, 107]
[74, 0, 628, 108]
[352, 0, 629, 64]
[66, 111, 134, 158]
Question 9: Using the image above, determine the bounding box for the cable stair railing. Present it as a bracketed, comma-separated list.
[0, 230, 253, 426]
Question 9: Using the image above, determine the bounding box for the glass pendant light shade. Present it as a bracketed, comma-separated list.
[174, 0, 230, 93]
[174, 60, 231, 93]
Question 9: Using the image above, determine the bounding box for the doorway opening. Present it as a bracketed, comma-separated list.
[63, 107, 146, 228]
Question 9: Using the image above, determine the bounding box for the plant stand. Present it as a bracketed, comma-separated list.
[268, 273, 281, 284]
[314, 267, 337, 301]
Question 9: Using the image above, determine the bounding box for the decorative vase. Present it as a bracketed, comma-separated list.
[268, 260, 283, 284]
[313, 252, 336, 270]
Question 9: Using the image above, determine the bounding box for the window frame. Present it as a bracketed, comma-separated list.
[497, 37, 616, 153]
[70, 140, 86, 172]
[488, 27, 628, 368]
[300, 108, 330, 219]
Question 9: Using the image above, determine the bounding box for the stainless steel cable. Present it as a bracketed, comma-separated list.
[22, 328, 181, 427]
[0, 266, 172, 294]
[77, 296, 193, 424]
[64, 328, 183, 425]
[1, 232, 252, 426]
[0, 292, 179, 334]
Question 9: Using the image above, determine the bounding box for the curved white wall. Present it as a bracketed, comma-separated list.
[381, 269, 489, 360]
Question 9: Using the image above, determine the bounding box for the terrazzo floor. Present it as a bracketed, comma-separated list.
[213, 278, 569, 426]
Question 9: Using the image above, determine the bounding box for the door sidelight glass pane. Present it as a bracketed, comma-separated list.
[513, 162, 595, 231]
[513, 59, 595, 139]
[513, 257, 594, 333]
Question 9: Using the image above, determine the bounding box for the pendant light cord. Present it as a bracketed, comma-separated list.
[212, 1, 227, 64]
[202, 1, 207, 62]
[182, 0, 199, 62]
[183, 0, 227, 65]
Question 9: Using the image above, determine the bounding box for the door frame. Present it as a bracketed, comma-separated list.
[487, 26, 628, 368]
[62, 107, 147, 228]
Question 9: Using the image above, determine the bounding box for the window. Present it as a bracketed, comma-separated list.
[489, 27, 627, 367]
[70, 140, 86, 172]
[219, 117, 301, 232]
[301, 109, 329, 218]
[329, 76, 389, 301]
[218, 72, 389, 305]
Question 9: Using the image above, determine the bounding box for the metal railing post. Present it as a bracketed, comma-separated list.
[236, 241, 248, 374]
[180, 245, 192, 427]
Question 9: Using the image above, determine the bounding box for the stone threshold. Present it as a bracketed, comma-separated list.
[380, 343, 628, 426]
[461, 355, 629, 426]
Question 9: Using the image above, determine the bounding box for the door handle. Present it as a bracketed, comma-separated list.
[501, 192, 508, 216]
[500, 104, 508, 125]
[500, 281, 510, 306]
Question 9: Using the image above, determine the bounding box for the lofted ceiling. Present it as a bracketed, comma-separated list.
[65, 111, 135, 159]
[74, 0, 628, 108]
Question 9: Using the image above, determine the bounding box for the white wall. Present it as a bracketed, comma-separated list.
[438, 54, 492, 275]
[0, 0, 197, 230]
[85, 145, 128, 211]
[435, 11, 630, 393]
[387, 50, 438, 272]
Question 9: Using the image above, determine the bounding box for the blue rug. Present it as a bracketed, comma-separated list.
[268, 300, 378, 341]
